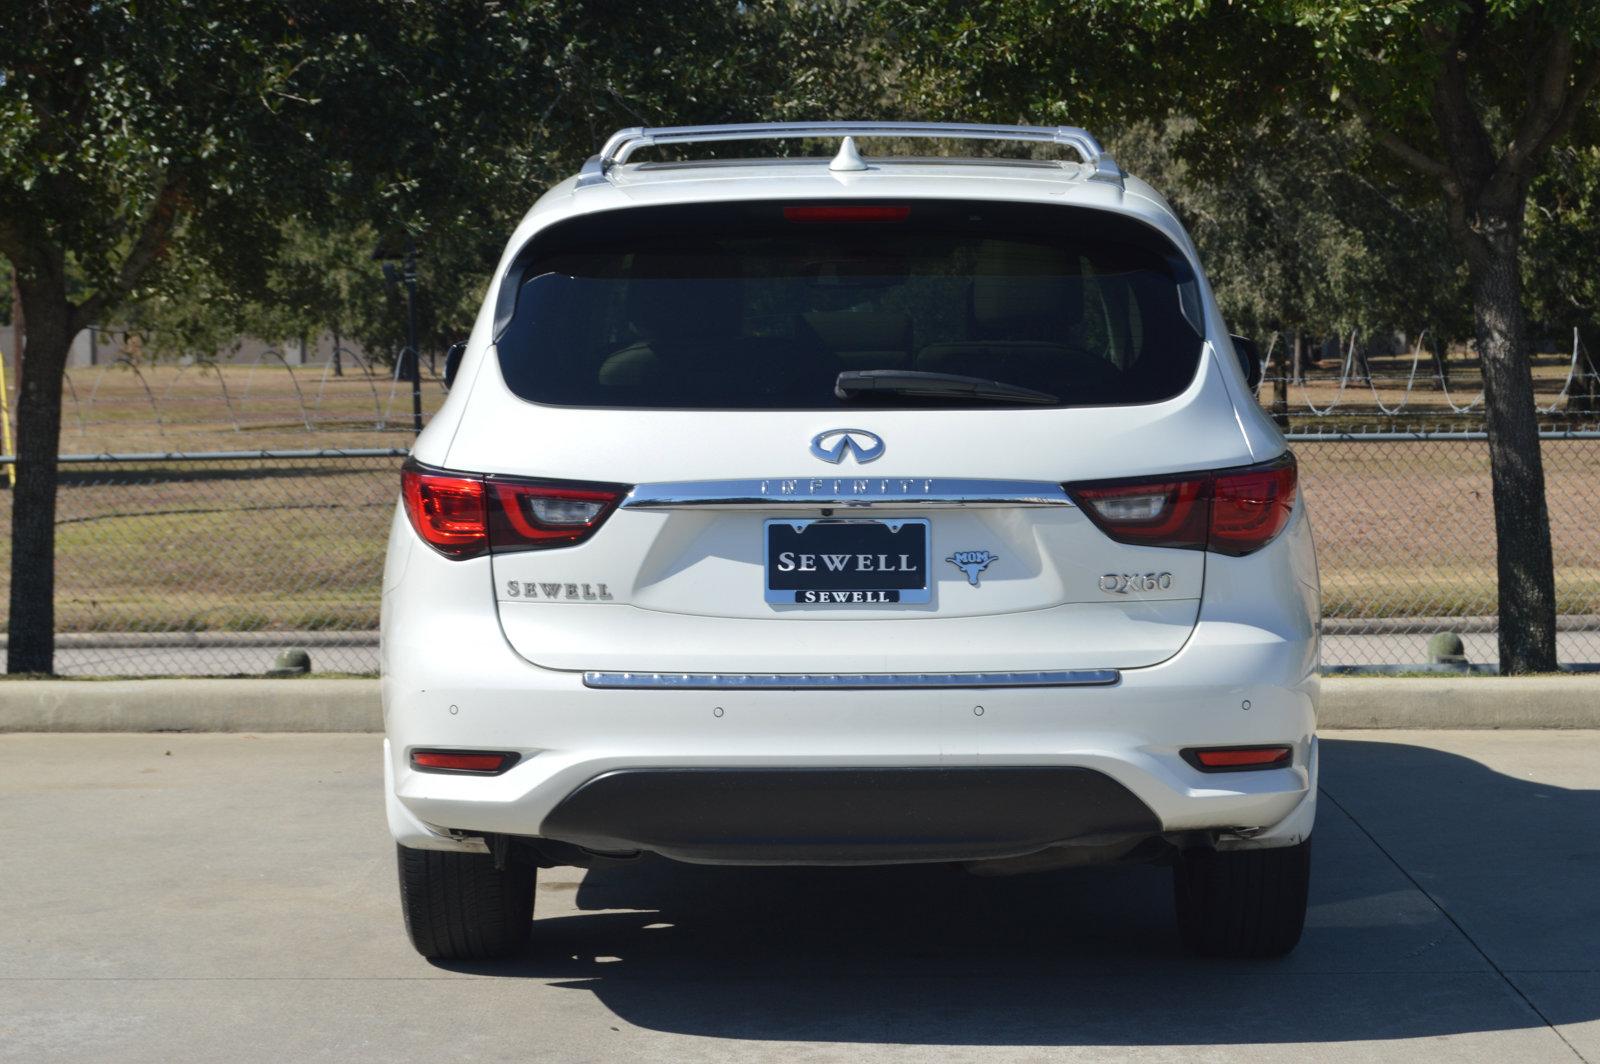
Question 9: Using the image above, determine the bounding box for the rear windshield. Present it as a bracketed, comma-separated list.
[495, 200, 1205, 409]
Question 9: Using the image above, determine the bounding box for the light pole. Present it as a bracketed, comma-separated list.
[375, 234, 424, 435]
[402, 238, 421, 435]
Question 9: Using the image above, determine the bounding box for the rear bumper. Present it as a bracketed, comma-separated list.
[384, 668, 1318, 863]
[540, 766, 1159, 864]
[382, 640, 1320, 864]
[381, 503, 1321, 864]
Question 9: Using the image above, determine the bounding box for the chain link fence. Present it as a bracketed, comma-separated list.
[1298, 432, 1600, 666]
[1, 436, 1598, 675]
[0, 451, 402, 676]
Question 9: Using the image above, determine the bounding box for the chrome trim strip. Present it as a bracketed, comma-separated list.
[582, 670, 1120, 690]
[621, 477, 1074, 511]
[578, 122, 1123, 187]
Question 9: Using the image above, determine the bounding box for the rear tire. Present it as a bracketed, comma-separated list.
[397, 843, 535, 960]
[1173, 838, 1310, 958]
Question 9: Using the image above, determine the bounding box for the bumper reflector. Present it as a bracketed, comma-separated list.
[1183, 746, 1293, 772]
[410, 750, 518, 774]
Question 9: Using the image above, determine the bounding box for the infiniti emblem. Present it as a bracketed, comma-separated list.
[810, 428, 885, 464]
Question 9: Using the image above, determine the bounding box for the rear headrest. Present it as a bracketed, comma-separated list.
[803, 311, 912, 352]
[625, 252, 740, 340]
[970, 240, 1085, 335]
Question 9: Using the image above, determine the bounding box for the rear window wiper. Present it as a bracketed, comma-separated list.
[835, 370, 1060, 406]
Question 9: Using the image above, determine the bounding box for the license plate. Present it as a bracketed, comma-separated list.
[764, 519, 931, 605]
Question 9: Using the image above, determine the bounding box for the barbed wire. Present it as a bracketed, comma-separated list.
[21, 325, 1600, 445]
[1268, 326, 1595, 417]
[1295, 329, 1359, 416]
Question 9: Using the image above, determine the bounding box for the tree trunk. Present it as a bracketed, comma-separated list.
[1353, 338, 1371, 384]
[6, 282, 71, 674]
[1454, 210, 1558, 673]
[9, 279, 21, 381]
[1574, 323, 1599, 415]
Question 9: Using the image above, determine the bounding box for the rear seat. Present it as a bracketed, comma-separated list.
[802, 311, 913, 370]
[915, 243, 1122, 390]
[597, 259, 837, 396]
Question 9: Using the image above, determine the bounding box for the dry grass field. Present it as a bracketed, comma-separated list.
[1299, 438, 1600, 619]
[45, 461, 396, 633]
[1, 357, 1597, 634]
[2, 363, 422, 634]
[51, 360, 446, 453]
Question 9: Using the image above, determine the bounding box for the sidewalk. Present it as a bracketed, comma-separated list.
[2, 729, 1595, 1062]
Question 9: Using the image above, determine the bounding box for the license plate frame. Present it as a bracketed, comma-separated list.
[764, 518, 932, 605]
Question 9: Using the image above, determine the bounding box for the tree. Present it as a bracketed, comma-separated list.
[1113, 113, 1468, 347]
[882, 0, 1599, 673]
[1525, 142, 1600, 411]
[1525, 141, 1600, 326]
[125, 1, 880, 370]
[0, 3, 350, 673]
[0, 0, 873, 673]
[119, 220, 389, 365]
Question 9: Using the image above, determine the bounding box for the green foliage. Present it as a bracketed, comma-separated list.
[326, 0, 878, 361]
[46, 0, 879, 362]
[1526, 143, 1600, 336]
[880, 0, 1598, 339]
[120, 220, 388, 360]
[0, 2, 356, 315]
[4, 1, 1592, 357]
[1115, 114, 1469, 339]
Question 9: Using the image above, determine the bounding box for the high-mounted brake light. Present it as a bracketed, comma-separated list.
[410, 749, 519, 774]
[401, 461, 625, 558]
[783, 205, 911, 223]
[1182, 746, 1293, 772]
[1068, 455, 1296, 557]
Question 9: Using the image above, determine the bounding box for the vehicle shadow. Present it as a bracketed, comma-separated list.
[434, 738, 1600, 1046]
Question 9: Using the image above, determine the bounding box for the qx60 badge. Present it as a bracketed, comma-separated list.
[810, 428, 884, 465]
[1100, 572, 1175, 594]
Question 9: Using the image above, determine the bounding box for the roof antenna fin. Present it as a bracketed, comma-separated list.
[829, 136, 869, 172]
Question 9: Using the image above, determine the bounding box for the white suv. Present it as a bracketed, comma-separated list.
[382, 122, 1319, 962]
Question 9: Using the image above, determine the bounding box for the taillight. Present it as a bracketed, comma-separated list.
[1208, 459, 1298, 556]
[401, 461, 625, 558]
[1066, 477, 1210, 549]
[487, 480, 622, 550]
[1182, 746, 1293, 772]
[1069, 454, 1296, 557]
[401, 466, 487, 558]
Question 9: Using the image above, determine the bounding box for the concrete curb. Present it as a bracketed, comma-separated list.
[1317, 676, 1599, 729]
[1, 676, 1598, 732]
[0, 679, 383, 732]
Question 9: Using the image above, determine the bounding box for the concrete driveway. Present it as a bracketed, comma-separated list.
[1, 730, 1597, 1063]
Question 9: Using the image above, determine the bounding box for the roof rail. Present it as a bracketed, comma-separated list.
[575, 121, 1123, 188]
